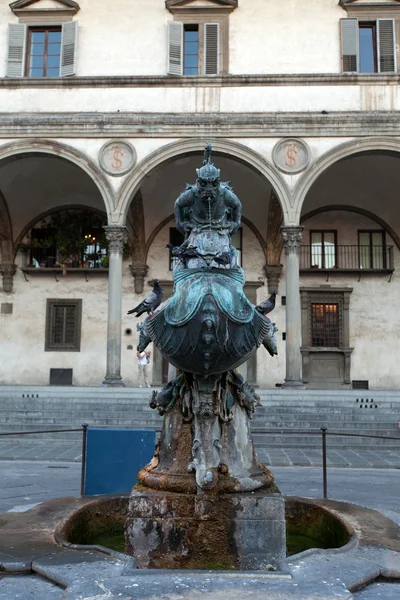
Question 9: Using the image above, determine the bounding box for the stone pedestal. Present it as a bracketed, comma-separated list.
[125, 488, 286, 570]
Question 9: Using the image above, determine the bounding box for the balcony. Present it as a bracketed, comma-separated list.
[300, 245, 394, 280]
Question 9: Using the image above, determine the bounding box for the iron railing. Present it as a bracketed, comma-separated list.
[1, 426, 399, 500]
[300, 245, 394, 271]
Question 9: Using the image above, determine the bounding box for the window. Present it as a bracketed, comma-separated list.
[311, 303, 340, 347]
[6, 21, 78, 77]
[168, 21, 220, 76]
[310, 231, 337, 269]
[166, 0, 237, 76]
[27, 28, 61, 77]
[184, 25, 199, 75]
[45, 299, 82, 351]
[358, 230, 385, 269]
[341, 18, 396, 73]
[30, 228, 57, 267]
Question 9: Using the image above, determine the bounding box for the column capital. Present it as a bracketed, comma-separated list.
[104, 226, 128, 254]
[0, 263, 17, 293]
[281, 226, 304, 256]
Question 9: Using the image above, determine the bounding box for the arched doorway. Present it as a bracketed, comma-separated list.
[0, 150, 111, 386]
[298, 148, 400, 389]
[122, 147, 287, 389]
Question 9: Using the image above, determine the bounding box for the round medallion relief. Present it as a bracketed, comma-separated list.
[99, 141, 136, 176]
[273, 139, 310, 174]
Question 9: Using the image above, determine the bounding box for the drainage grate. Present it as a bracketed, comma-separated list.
[352, 380, 369, 390]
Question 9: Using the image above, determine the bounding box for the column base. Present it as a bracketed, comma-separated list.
[281, 380, 306, 389]
[102, 376, 126, 387]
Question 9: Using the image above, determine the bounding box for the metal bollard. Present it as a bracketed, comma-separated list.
[80, 424, 89, 496]
[321, 426, 328, 499]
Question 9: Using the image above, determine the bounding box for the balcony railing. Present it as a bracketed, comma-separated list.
[300, 245, 394, 272]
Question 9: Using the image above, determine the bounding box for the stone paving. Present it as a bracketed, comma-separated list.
[1, 462, 400, 599]
[1, 438, 400, 468]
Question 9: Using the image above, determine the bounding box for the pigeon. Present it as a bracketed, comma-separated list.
[166, 243, 199, 259]
[127, 279, 163, 317]
[256, 290, 277, 315]
[213, 251, 231, 268]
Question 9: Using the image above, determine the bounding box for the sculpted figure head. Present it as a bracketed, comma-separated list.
[195, 142, 221, 201]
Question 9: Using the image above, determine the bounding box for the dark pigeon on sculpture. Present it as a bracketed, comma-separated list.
[255, 290, 277, 315]
[127, 279, 163, 317]
[213, 251, 231, 268]
[166, 243, 199, 258]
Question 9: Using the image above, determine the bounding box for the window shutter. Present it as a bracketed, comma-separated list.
[377, 19, 396, 73]
[6, 24, 27, 78]
[340, 19, 359, 72]
[204, 23, 220, 75]
[167, 21, 183, 76]
[61, 20, 78, 77]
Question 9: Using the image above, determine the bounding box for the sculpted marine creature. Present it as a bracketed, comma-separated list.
[137, 144, 278, 493]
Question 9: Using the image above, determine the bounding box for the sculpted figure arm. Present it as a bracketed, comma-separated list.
[174, 188, 195, 236]
[223, 187, 242, 234]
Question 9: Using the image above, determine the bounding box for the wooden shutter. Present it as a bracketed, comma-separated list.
[61, 20, 78, 77]
[204, 23, 220, 75]
[6, 23, 27, 78]
[168, 21, 183, 75]
[377, 19, 396, 73]
[340, 18, 359, 72]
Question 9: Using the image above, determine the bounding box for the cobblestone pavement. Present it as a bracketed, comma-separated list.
[0, 438, 399, 468]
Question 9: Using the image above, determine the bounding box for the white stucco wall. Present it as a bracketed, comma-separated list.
[0, 0, 346, 78]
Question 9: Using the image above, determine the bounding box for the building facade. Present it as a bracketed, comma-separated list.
[0, 0, 399, 390]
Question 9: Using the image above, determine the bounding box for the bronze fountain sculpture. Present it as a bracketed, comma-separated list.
[126, 144, 285, 570]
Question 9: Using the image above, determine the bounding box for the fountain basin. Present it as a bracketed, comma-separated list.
[58, 494, 352, 567]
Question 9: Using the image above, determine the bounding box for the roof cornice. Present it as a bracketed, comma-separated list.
[10, 0, 80, 14]
[166, 0, 237, 11]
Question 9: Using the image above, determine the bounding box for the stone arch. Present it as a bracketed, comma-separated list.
[0, 188, 13, 262]
[117, 139, 291, 224]
[301, 204, 400, 252]
[0, 139, 115, 220]
[144, 214, 267, 263]
[293, 137, 400, 223]
[14, 203, 107, 251]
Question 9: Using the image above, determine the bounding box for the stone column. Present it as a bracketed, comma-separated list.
[0, 264, 17, 293]
[281, 226, 304, 388]
[103, 226, 128, 387]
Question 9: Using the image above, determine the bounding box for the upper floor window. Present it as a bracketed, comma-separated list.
[166, 0, 237, 76]
[310, 231, 337, 269]
[27, 28, 61, 77]
[341, 18, 396, 73]
[183, 25, 199, 75]
[6, 21, 78, 78]
[358, 230, 386, 269]
[168, 21, 220, 76]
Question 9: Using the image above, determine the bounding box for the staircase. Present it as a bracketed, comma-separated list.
[0, 386, 399, 450]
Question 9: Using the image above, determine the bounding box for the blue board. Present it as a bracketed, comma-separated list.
[84, 428, 156, 496]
